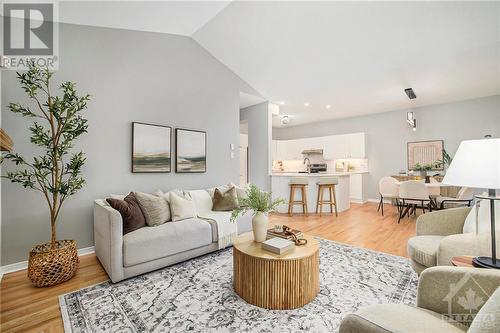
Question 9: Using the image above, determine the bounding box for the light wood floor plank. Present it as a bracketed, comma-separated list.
[0, 202, 417, 332]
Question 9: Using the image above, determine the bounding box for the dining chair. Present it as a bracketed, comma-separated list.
[398, 180, 431, 223]
[377, 177, 400, 216]
[434, 187, 474, 210]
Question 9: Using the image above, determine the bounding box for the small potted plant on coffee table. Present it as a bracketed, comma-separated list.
[230, 184, 285, 242]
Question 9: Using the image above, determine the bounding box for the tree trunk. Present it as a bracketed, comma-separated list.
[50, 210, 57, 249]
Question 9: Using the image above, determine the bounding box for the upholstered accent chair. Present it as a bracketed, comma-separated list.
[407, 207, 500, 275]
[435, 187, 474, 210]
[339, 266, 500, 333]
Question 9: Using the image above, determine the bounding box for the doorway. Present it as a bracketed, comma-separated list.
[239, 120, 248, 186]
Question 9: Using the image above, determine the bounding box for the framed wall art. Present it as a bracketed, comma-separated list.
[132, 122, 172, 173]
[175, 128, 207, 173]
[407, 140, 444, 170]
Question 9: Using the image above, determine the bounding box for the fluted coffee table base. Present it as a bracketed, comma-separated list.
[233, 232, 319, 310]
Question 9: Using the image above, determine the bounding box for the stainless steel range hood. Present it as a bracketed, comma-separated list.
[301, 149, 324, 155]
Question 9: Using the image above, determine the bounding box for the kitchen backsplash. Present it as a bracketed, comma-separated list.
[273, 158, 369, 173]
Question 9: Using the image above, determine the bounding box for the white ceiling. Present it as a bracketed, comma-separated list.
[23, 1, 500, 127]
[194, 1, 500, 127]
[57, 1, 230, 36]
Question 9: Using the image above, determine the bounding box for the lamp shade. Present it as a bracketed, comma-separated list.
[442, 138, 500, 189]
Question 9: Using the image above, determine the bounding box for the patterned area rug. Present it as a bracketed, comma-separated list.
[60, 239, 418, 332]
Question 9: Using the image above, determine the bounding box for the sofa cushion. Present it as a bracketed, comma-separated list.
[212, 187, 239, 211]
[407, 235, 444, 268]
[339, 304, 467, 333]
[169, 191, 197, 221]
[123, 218, 212, 267]
[106, 192, 146, 235]
[468, 287, 500, 333]
[135, 191, 170, 226]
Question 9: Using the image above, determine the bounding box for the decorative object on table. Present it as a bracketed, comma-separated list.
[261, 237, 295, 255]
[230, 184, 285, 242]
[413, 162, 439, 182]
[267, 226, 303, 240]
[175, 128, 206, 173]
[132, 122, 171, 173]
[0, 128, 14, 152]
[274, 224, 283, 233]
[407, 140, 444, 171]
[443, 138, 500, 269]
[60, 238, 417, 332]
[2, 63, 90, 287]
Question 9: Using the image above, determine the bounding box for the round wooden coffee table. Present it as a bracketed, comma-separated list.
[233, 232, 319, 310]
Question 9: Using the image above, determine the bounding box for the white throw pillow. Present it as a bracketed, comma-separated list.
[135, 192, 171, 226]
[169, 191, 197, 221]
[463, 200, 500, 234]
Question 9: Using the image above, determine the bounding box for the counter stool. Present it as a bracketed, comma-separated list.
[316, 177, 338, 217]
[288, 177, 309, 215]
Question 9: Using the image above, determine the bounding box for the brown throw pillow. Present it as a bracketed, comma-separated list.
[212, 187, 239, 211]
[106, 192, 146, 235]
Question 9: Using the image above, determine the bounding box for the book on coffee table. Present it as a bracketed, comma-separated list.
[267, 228, 303, 240]
[262, 237, 295, 255]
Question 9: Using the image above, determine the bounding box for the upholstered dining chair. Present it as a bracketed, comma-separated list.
[377, 177, 400, 216]
[398, 180, 431, 223]
[434, 187, 474, 210]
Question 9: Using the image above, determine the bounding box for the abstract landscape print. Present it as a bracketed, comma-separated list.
[176, 128, 206, 173]
[132, 122, 172, 173]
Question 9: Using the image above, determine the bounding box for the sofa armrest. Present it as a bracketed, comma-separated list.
[417, 266, 500, 322]
[416, 207, 471, 236]
[94, 199, 124, 282]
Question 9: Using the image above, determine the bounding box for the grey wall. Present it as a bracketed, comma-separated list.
[240, 102, 272, 191]
[274, 95, 500, 200]
[1, 23, 257, 265]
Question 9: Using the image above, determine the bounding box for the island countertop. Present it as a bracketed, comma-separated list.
[271, 171, 368, 177]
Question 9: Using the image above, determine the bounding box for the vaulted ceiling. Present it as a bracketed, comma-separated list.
[47, 2, 500, 126]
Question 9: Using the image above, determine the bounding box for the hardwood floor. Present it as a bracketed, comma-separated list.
[0, 202, 418, 332]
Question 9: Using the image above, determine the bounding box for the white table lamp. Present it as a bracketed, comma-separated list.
[443, 138, 500, 269]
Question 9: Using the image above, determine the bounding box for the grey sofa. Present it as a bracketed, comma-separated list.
[94, 189, 252, 282]
[339, 266, 500, 333]
[407, 207, 500, 274]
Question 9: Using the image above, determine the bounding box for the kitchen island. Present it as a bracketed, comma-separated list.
[271, 172, 368, 214]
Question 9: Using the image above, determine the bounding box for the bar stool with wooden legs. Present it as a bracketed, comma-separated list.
[288, 177, 309, 215]
[316, 177, 338, 216]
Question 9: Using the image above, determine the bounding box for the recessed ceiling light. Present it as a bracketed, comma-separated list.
[278, 101, 285, 105]
[326, 105, 331, 109]
[304, 102, 310, 107]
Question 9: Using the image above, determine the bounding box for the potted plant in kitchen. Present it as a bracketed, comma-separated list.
[2, 63, 90, 287]
[231, 184, 285, 242]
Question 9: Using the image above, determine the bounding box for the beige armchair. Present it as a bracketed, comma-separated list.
[407, 207, 500, 274]
[339, 266, 500, 333]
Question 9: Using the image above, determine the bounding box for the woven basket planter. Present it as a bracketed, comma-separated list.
[28, 239, 79, 287]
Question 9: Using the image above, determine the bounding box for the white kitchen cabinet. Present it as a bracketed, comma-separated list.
[273, 132, 365, 160]
[347, 133, 366, 158]
[349, 174, 364, 202]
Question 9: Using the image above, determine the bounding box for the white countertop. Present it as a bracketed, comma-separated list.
[271, 171, 369, 177]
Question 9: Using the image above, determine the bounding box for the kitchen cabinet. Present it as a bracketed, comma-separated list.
[349, 173, 365, 202]
[272, 133, 365, 161]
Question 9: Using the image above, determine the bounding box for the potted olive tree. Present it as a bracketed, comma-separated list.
[3, 63, 90, 287]
[231, 184, 285, 242]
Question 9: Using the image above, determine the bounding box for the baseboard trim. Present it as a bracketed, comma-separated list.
[0, 246, 95, 280]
